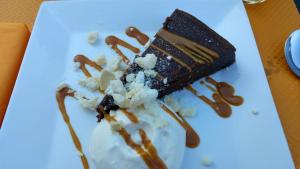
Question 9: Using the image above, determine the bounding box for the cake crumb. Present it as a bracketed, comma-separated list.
[163, 78, 168, 84]
[80, 97, 98, 111]
[105, 69, 158, 108]
[129, 87, 158, 107]
[78, 98, 97, 111]
[252, 110, 259, 115]
[114, 71, 124, 80]
[78, 77, 100, 91]
[109, 80, 126, 95]
[74, 92, 98, 111]
[201, 156, 213, 167]
[108, 57, 122, 71]
[126, 73, 136, 82]
[179, 108, 196, 117]
[134, 71, 145, 84]
[135, 53, 157, 69]
[110, 120, 124, 133]
[87, 31, 98, 44]
[144, 69, 158, 78]
[95, 54, 106, 65]
[99, 69, 116, 91]
[111, 93, 127, 107]
[167, 56, 172, 60]
[164, 95, 181, 112]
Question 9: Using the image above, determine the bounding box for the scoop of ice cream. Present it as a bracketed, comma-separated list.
[89, 102, 186, 169]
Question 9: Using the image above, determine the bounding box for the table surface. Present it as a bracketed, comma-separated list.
[0, 0, 299, 168]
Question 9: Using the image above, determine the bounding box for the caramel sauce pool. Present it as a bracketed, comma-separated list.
[205, 77, 244, 106]
[186, 85, 232, 118]
[186, 77, 244, 118]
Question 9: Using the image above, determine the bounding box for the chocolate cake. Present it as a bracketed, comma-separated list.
[97, 9, 236, 116]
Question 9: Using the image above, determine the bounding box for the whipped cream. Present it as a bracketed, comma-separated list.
[90, 102, 186, 169]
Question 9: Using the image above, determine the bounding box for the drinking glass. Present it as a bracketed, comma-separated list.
[243, 0, 267, 4]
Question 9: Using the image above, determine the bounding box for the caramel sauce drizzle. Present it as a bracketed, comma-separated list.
[205, 77, 244, 106]
[74, 55, 103, 78]
[105, 115, 167, 169]
[200, 80, 217, 93]
[120, 109, 139, 124]
[160, 104, 200, 148]
[56, 87, 89, 169]
[186, 85, 232, 118]
[126, 26, 150, 46]
[157, 29, 219, 65]
[186, 77, 244, 118]
[106, 35, 140, 64]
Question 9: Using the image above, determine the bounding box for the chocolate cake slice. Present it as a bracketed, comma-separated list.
[97, 9, 236, 116]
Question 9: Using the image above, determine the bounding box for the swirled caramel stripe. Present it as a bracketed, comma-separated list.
[176, 45, 207, 64]
[160, 104, 200, 148]
[181, 45, 211, 63]
[74, 55, 103, 78]
[126, 26, 150, 46]
[205, 77, 244, 106]
[106, 36, 140, 64]
[150, 44, 192, 73]
[56, 87, 89, 169]
[156, 29, 219, 64]
[185, 85, 232, 118]
[105, 115, 167, 169]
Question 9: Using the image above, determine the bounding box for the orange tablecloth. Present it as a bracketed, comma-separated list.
[246, 1, 300, 167]
[0, 23, 30, 126]
[0, 0, 299, 168]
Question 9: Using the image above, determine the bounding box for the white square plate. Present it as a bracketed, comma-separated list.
[0, 0, 295, 169]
